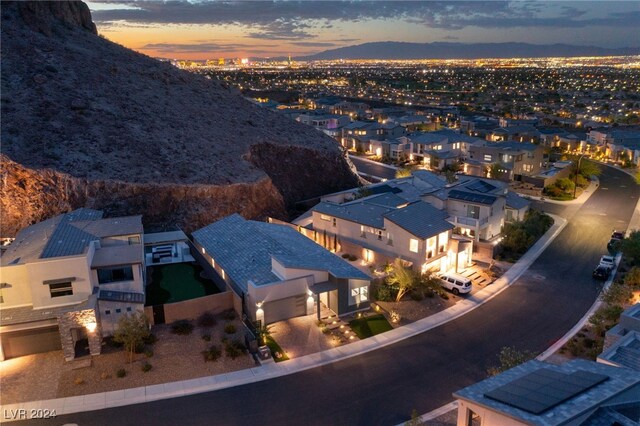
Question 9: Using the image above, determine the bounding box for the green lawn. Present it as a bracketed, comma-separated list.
[349, 314, 393, 339]
[145, 263, 220, 306]
[265, 336, 289, 362]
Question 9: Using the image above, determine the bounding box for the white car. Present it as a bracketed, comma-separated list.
[438, 272, 472, 295]
[599, 255, 615, 270]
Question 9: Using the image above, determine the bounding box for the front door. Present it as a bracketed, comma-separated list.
[152, 304, 165, 325]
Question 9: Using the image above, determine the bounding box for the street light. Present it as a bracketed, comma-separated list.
[573, 154, 587, 200]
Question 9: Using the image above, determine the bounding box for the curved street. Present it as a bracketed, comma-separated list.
[21, 166, 639, 426]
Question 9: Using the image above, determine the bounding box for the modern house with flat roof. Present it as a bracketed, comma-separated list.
[191, 214, 371, 325]
[454, 359, 640, 426]
[312, 195, 472, 274]
[598, 303, 640, 371]
[0, 209, 145, 361]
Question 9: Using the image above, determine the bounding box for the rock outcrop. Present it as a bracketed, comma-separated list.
[0, 1, 359, 236]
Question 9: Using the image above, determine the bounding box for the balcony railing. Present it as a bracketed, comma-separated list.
[447, 215, 489, 228]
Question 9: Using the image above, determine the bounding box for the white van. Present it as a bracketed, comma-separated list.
[438, 272, 472, 295]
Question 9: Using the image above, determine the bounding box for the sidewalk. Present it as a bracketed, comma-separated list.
[0, 214, 568, 422]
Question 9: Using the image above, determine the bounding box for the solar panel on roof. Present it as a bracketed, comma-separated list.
[484, 368, 609, 415]
[467, 180, 496, 193]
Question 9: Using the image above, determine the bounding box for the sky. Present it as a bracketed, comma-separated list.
[87, 1, 640, 60]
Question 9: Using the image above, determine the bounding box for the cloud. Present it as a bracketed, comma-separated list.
[90, 1, 640, 42]
[290, 41, 339, 47]
[442, 35, 459, 40]
[140, 42, 264, 53]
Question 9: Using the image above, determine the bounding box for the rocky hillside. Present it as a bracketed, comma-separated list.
[0, 1, 359, 236]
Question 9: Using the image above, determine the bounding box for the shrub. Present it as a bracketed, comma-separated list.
[141, 362, 152, 373]
[116, 368, 127, 378]
[376, 285, 394, 302]
[487, 346, 537, 376]
[602, 305, 624, 322]
[224, 324, 236, 334]
[171, 320, 194, 335]
[224, 339, 246, 359]
[144, 349, 154, 358]
[201, 334, 211, 342]
[440, 291, 449, 300]
[74, 377, 85, 385]
[221, 309, 237, 321]
[624, 267, 640, 287]
[409, 290, 424, 301]
[142, 333, 157, 345]
[202, 345, 222, 362]
[198, 312, 217, 328]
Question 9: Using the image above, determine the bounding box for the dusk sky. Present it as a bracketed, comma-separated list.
[87, 1, 640, 60]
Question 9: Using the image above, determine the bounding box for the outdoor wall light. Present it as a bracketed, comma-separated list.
[85, 322, 97, 333]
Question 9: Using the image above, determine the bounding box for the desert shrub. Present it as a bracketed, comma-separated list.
[100, 372, 111, 380]
[409, 290, 424, 301]
[376, 285, 394, 302]
[74, 377, 85, 385]
[624, 266, 640, 287]
[224, 339, 246, 359]
[201, 334, 211, 342]
[224, 323, 236, 334]
[144, 349, 154, 358]
[198, 312, 217, 328]
[171, 320, 194, 335]
[202, 345, 222, 362]
[116, 368, 127, 378]
[487, 346, 537, 376]
[141, 362, 152, 373]
[600, 284, 632, 306]
[221, 309, 237, 321]
[602, 305, 624, 322]
[142, 333, 157, 345]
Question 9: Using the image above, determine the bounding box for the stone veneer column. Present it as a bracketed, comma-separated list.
[58, 308, 102, 361]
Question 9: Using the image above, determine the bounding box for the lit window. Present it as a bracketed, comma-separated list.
[320, 214, 331, 221]
[128, 235, 141, 245]
[351, 286, 369, 304]
[483, 154, 492, 162]
[409, 239, 419, 253]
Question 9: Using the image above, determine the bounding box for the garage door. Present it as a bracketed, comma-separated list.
[264, 294, 306, 324]
[1, 326, 62, 359]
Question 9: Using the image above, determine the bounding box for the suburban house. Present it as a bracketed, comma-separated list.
[191, 214, 371, 325]
[587, 128, 640, 164]
[487, 124, 541, 143]
[453, 359, 640, 426]
[467, 140, 544, 182]
[598, 303, 640, 371]
[369, 136, 411, 160]
[340, 121, 406, 152]
[311, 194, 472, 274]
[408, 129, 483, 170]
[0, 209, 145, 361]
[295, 112, 351, 138]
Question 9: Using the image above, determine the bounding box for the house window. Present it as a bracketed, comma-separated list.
[467, 205, 480, 219]
[333, 218, 337, 227]
[360, 225, 366, 238]
[377, 230, 382, 240]
[126, 307, 132, 312]
[49, 282, 73, 298]
[116, 308, 121, 314]
[409, 238, 419, 253]
[98, 266, 134, 284]
[483, 154, 492, 162]
[350, 286, 368, 304]
[128, 235, 141, 245]
[105, 310, 111, 315]
[320, 214, 331, 221]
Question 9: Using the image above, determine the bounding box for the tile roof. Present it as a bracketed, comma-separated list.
[383, 202, 452, 239]
[192, 214, 369, 292]
[0, 297, 97, 326]
[1, 209, 142, 265]
[143, 230, 188, 245]
[314, 201, 391, 228]
[91, 244, 143, 268]
[506, 191, 531, 210]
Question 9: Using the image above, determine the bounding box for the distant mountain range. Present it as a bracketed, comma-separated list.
[300, 42, 640, 60]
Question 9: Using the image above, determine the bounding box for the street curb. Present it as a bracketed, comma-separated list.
[0, 213, 568, 422]
[348, 154, 399, 170]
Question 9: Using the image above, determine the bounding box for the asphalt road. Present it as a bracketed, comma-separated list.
[349, 155, 398, 180]
[21, 166, 639, 426]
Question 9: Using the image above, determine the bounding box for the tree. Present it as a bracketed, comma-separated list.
[113, 311, 150, 364]
[622, 231, 640, 265]
[487, 346, 537, 376]
[256, 323, 273, 346]
[570, 157, 601, 178]
[624, 267, 640, 288]
[485, 163, 503, 180]
[386, 259, 419, 302]
[600, 284, 632, 306]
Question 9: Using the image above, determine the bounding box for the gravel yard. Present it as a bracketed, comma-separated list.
[0, 315, 254, 405]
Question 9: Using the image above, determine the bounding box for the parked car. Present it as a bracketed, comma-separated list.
[438, 272, 472, 295]
[611, 230, 625, 240]
[607, 238, 622, 254]
[599, 255, 615, 270]
[592, 265, 611, 281]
